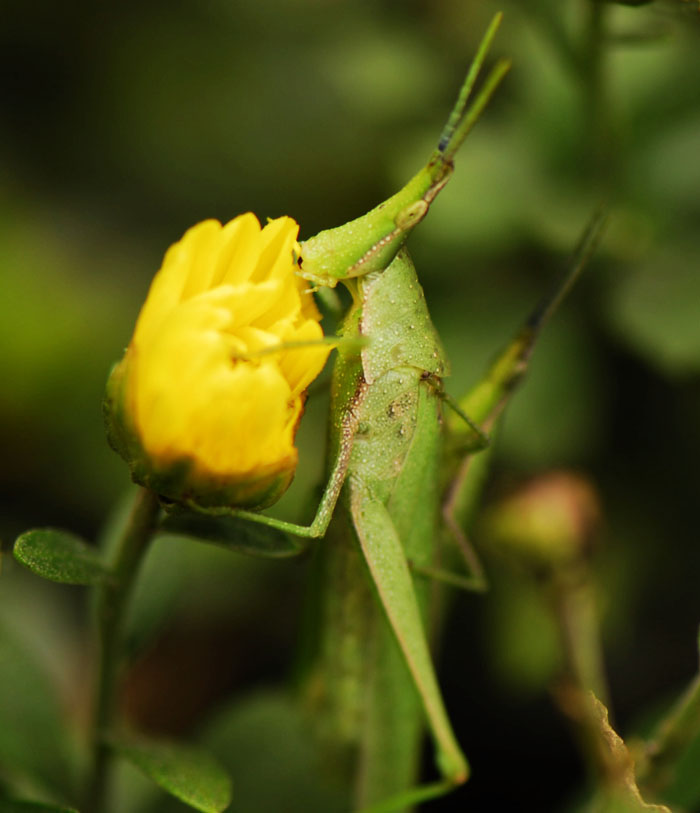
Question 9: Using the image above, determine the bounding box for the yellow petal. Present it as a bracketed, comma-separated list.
[178, 219, 225, 301]
[250, 216, 299, 283]
[133, 220, 220, 347]
[277, 319, 330, 398]
[214, 213, 263, 287]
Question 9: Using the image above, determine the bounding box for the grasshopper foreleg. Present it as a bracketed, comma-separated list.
[229, 378, 368, 538]
[436, 206, 609, 595]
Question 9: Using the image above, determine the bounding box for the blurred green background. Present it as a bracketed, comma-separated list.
[2, 0, 700, 810]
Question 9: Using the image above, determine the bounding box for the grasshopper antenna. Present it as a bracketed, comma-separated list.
[489, 203, 609, 406]
[452, 204, 609, 436]
[443, 205, 609, 592]
[434, 12, 511, 165]
[521, 203, 609, 361]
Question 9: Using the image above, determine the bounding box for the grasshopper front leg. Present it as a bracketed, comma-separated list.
[229, 385, 361, 540]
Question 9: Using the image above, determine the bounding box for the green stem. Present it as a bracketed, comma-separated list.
[84, 487, 160, 813]
[549, 564, 616, 787]
[583, 0, 613, 186]
[520, 0, 584, 79]
[551, 566, 610, 709]
[523, 0, 613, 186]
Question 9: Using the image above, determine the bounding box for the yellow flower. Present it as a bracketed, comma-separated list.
[105, 213, 331, 510]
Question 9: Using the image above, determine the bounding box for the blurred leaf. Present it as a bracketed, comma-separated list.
[158, 513, 305, 558]
[0, 209, 142, 523]
[641, 114, 700, 215]
[499, 316, 605, 467]
[483, 570, 561, 692]
[0, 622, 77, 800]
[0, 799, 78, 813]
[320, 27, 441, 123]
[663, 726, 700, 809]
[606, 245, 700, 376]
[204, 690, 347, 813]
[13, 529, 107, 586]
[110, 735, 231, 813]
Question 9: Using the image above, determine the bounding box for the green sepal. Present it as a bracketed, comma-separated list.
[13, 529, 108, 586]
[102, 358, 136, 467]
[158, 510, 306, 558]
[108, 734, 232, 813]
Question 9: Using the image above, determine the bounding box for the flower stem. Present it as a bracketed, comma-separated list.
[551, 565, 610, 709]
[549, 563, 616, 786]
[84, 487, 160, 813]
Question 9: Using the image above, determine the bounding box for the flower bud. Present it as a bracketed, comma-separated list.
[105, 214, 330, 511]
[481, 471, 601, 570]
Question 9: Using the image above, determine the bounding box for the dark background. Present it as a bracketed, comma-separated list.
[2, 1, 700, 810]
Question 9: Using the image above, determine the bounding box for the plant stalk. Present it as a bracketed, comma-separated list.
[551, 565, 610, 710]
[84, 487, 160, 813]
[583, 0, 614, 186]
[549, 562, 619, 790]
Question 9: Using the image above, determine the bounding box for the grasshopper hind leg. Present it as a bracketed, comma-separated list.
[349, 491, 468, 811]
[439, 453, 490, 592]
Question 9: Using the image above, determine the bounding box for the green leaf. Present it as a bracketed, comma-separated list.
[110, 735, 232, 813]
[587, 694, 671, 813]
[13, 529, 108, 586]
[158, 513, 305, 558]
[664, 729, 700, 809]
[606, 245, 700, 377]
[0, 799, 78, 812]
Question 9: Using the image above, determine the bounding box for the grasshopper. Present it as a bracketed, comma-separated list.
[223, 14, 606, 811]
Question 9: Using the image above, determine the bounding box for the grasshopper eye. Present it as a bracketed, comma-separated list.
[396, 200, 429, 229]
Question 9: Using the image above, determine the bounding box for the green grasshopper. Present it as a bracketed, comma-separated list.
[223, 14, 605, 811]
